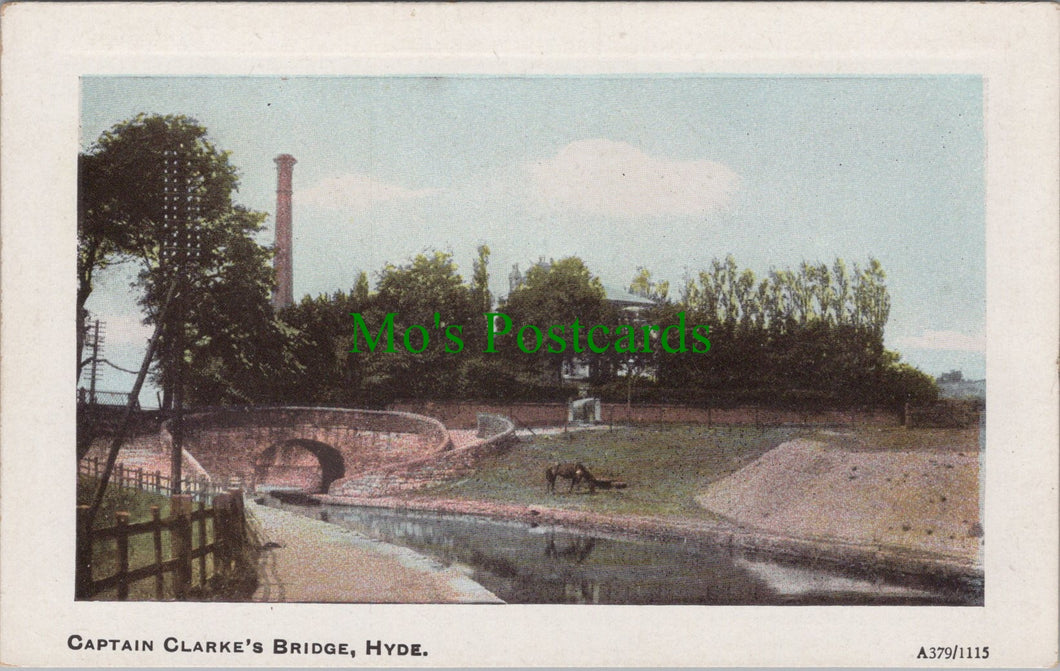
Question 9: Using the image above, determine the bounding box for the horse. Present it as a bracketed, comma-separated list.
[545, 462, 596, 494]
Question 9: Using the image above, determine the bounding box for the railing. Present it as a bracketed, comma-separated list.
[75, 491, 248, 601]
[77, 388, 139, 408]
[78, 457, 239, 502]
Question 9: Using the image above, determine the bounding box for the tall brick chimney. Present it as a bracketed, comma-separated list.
[272, 154, 297, 309]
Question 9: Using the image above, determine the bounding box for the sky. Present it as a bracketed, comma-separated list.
[80, 76, 986, 402]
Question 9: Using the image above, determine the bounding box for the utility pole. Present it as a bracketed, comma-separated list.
[87, 319, 104, 405]
[84, 144, 203, 533]
[161, 145, 203, 495]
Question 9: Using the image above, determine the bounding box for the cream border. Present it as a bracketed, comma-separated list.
[1, 3, 1057, 667]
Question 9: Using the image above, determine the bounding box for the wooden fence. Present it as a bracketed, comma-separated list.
[78, 457, 240, 502]
[76, 491, 249, 600]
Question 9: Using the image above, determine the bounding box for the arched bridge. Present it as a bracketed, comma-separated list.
[166, 407, 453, 494]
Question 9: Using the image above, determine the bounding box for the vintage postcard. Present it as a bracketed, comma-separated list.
[1, 3, 1057, 668]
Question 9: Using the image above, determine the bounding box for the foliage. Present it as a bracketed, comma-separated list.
[79, 114, 285, 407]
[272, 251, 935, 410]
[629, 266, 669, 302]
[500, 257, 612, 384]
[653, 254, 918, 408]
[78, 475, 171, 527]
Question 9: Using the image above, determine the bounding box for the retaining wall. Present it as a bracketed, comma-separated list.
[334, 413, 516, 497]
[905, 401, 982, 429]
[392, 401, 901, 429]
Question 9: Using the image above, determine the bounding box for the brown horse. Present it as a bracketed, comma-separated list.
[546, 462, 596, 494]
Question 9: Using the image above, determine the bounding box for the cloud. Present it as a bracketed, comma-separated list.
[527, 139, 740, 218]
[897, 330, 985, 352]
[297, 173, 439, 212]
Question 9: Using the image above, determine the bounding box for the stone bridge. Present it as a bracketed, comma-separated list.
[166, 407, 454, 494]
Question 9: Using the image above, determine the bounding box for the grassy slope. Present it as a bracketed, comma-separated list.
[77, 477, 222, 600]
[806, 426, 981, 453]
[413, 425, 800, 520]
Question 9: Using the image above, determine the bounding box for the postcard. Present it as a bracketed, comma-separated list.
[1, 3, 1057, 668]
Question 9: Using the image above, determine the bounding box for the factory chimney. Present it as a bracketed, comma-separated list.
[272, 154, 297, 309]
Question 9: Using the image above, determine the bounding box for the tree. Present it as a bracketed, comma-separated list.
[349, 251, 477, 400]
[656, 254, 932, 409]
[501, 257, 610, 384]
[78, 114, 274, 523]
[279, 289, 367, 406]
[938, 370, 964, 384]
[78, 113, 294, 412]
[78, 114, 240, 381]
[629, 266, 669, 302]
[157, 207, 298, 405]
[470, 244, 492, 315]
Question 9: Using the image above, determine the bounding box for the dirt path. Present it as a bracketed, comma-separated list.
[247, 501, 502, 603]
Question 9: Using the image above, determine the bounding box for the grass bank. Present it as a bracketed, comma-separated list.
[77, 475, 171, 528]
[77, 477, 256, 601]
[411, 425, 800, 520]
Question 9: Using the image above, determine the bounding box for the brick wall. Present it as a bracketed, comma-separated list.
[334, 414, 516, 496]
[393, 400, 901, 429]
[905, 401, 982, 429]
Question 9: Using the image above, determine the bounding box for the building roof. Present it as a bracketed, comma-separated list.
[602, 285, 657, 307]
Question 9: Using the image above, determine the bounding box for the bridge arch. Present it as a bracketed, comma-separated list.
[165, 407, 453, 495]
[254, 439, 345, 493]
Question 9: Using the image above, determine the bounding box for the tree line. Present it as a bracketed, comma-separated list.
[79, 114, 937, 417]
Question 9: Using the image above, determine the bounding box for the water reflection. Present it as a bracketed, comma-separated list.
[544, 534, 595, 564]
[268, 499, 979, 606]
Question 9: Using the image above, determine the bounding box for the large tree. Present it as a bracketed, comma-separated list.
[78, 113, 286, 412]
[78, 114, 240, 380]
[350, 251, 477, 401]
[662, 254, 933, 408]
[501, 257, 611, 384]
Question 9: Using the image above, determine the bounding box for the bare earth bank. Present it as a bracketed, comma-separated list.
[694, 438, 982, 564]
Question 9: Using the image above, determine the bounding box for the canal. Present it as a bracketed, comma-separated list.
[263, 497, 981, 606]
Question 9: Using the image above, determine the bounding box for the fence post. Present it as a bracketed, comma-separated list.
[171, 495, 193, 600]
[115, 511, 130, 600]
[197, 499, 208, 588]
[75, 505, 93, 599]
[151, 506, 164, 599]
[212, 493, 231, 580]
[137, 468, 144, 491]
[227, 489, 246, 574]
[154, 470, 162, 493]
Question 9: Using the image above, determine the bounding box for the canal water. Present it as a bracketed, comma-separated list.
[264, 498, 981, 606]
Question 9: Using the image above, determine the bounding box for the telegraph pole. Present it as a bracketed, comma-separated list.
[82, 318, 105, 405]
[161, 145, 203, 495]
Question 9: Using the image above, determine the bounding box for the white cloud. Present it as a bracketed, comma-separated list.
[297, 173, 439, 212]
[897, 330, 985, 352]
[527, 139, 740, 218]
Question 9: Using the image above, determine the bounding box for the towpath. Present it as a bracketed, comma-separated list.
[247, 501, 502, 603]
